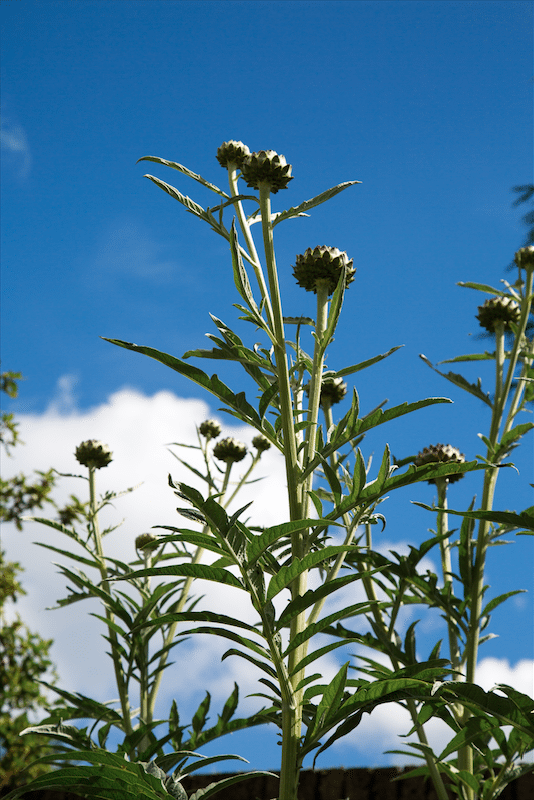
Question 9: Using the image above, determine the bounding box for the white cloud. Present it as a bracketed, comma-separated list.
[2, 380, 532, 768]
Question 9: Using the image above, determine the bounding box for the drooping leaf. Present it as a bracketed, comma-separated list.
[420, 354, 492, 407]
[413, 503, 534, 534]
[102, 339, 262, 428]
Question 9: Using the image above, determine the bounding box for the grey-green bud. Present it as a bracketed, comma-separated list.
[74, 440, 113, 469]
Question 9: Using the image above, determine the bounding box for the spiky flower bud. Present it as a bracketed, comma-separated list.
[252, 434, 271, 453]
[304, 377, 348, 407]
[415, 443, 466, 484]
[216, 140, 250, 169]
[135, 533, 160, 553]
[476, 296, 521, 332]
[293, 246, 356, 296]
[213, 437, 247, 463]
[241, 150, 293, 194]
[199, 419, 221, 440]
[319, 377, 348, 407]
[514, 246, 534, 270]
[74, 440, 113, 469]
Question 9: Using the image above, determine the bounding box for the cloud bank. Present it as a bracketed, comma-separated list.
[2, 380, 532, 768]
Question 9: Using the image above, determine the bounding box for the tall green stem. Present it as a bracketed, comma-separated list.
[258, 182, 306, 800]
[148, 458, 240, 719]
[88, 467, 133, 739]
[361, 522, 451, 800]
[435, 478, 461, 676]
[227, 165, 274, 331]
[258, 183, 301, 520]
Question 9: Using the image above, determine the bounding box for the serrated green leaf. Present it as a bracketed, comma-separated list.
[334, 346, 403, 378]
[457, 281, 506, 296]
[276, 573, 362, 631]
[137, 156, 229, 198]
[103, 339, 262, 428]
[308, 662, 349, 739]
[118, 563, 244, 590]
[415, 504, 534, 533]
[481, 590, 526, 618]
[246, 518, 331, 565]
[272, 180, 360, 227]
[420, 354, 492, 407]
[188, 771, 278, 800]
[266, 545, 359, 602]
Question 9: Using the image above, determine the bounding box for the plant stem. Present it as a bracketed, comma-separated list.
[360, 523, 451, 800]
[258, 183, 301, 519]
[148, 459, 239, 719]
[435, 478, 462, 676]
[227, 165, 274, 331]
[258, 181, 305, 800]
[88, 466, 133, 740]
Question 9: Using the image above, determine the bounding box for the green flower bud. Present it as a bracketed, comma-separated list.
[415, 443, 466, 484]
[293, 246, 356, 296]
[135, 533, 160, 553]
[319, 377, 348, 407]
[216, 140, 251, 169]
[252, 434, 271, 453]
[74, 440, 113, 469]
[199, 419, 222, 440]
[241, 150, 293, 194]
[213, 436, 247, 463]
[304, 377, 348, 407]
[476, 296, 521, 333]
[514, 246, 534, 270]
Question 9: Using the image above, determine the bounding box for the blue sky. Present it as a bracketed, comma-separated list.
[1, 0, 533, 772]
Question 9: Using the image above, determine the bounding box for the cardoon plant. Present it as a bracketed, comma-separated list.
[8, 147, 534, 800]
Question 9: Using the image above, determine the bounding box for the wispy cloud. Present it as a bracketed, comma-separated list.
[92, 217, 180, 283]
[1, 115, 31, 179]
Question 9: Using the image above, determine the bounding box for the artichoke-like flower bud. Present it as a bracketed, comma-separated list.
[199, 419, 221, 440]
[213, 437, 247, 463]
[319, 377, 348, 407]
[304, 377, 348, 407]
[241, 150, 293, 194]
[476, 296, 521, 332]
[135, 533, 160, 553]
[74, 440, 113, 469]
[514, 246, 534, 270]
[252, 434, 271, 453]
[415, 443, 466, 484]
[216, 140, 251, 169]
[293, 246, 356, 296]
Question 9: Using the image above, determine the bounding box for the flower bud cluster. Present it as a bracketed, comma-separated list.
[415, 443, 466, 484]
[515, 246, 534, 270]
[213, 437, 248, 463]
[241, 150, 293, 194]
[304, 377, 348, 408]
[252, 434, 271, 453]
[216, 140, 250, 169]
[135, 533, 160, 553]
[74, 440, 113, 469]
[199, 419, 222, 440]
[476, 296, 521, 333]
[293, 246, 355, 296]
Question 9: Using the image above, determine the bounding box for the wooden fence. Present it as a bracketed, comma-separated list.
[12, 767, 534, 800]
